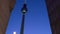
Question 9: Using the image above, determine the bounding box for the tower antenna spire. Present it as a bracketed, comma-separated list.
[24, 0, 26, 4]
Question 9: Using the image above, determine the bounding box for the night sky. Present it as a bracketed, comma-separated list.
[6, 0, 52, 34]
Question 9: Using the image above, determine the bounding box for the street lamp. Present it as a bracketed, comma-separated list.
[13, 32, 16, 34]
[20, 0, 28, 34]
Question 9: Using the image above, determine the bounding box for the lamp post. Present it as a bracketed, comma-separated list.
[20, 0, 27, 34]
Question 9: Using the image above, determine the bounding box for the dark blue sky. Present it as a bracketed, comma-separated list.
[6, 0, 52, 34]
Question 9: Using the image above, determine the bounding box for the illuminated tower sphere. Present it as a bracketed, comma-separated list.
[21, 1, 27, 14]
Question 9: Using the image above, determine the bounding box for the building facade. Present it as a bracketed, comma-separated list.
[46, 0, 60, 34]
[0, 0, 15, 34]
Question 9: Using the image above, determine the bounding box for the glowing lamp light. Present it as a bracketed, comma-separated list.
[13, 32, 16, 34]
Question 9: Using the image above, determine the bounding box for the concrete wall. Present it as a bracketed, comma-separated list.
[0, 0, 15, 34]
[46, 0, 60, 34]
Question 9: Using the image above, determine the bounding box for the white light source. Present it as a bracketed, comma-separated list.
[23, 10, 26, 12]
[13, 32, 16, 34]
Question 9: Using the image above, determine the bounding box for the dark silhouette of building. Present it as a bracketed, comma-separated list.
[0, 0, 15, 34]
[46, 0, 60, 34]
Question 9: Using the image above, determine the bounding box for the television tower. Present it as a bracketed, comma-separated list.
[20, 0, 27, 34]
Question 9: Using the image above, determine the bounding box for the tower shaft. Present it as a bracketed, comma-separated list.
[20, 15, 25, 34]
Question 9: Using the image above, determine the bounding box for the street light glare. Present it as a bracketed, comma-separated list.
[13, 32, 16, 34]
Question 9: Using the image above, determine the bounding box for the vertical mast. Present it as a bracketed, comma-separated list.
[24, 0, 26, 4]
[20, 15, 25, 34]
[20, 0, 27, 34]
